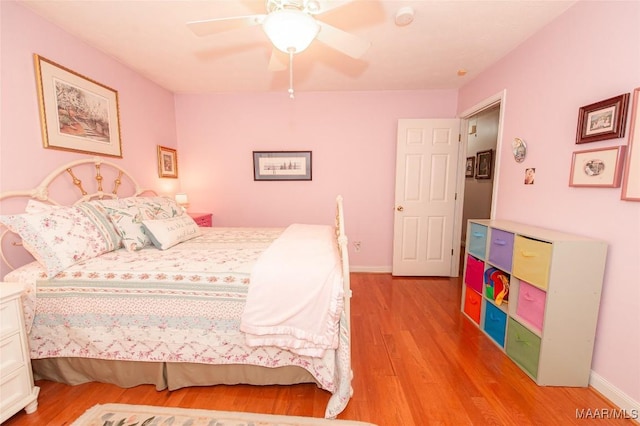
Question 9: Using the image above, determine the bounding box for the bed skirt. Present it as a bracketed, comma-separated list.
[32, 358, 319, 391]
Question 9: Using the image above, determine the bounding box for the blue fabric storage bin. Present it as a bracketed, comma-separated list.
[483, 302, 507, 347]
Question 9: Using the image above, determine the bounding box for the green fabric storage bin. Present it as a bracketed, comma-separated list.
[506, 318, 541, 379]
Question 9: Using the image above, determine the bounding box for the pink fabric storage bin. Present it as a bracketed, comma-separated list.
[517, 281, 546, 332]
[464, 255, 484, 294]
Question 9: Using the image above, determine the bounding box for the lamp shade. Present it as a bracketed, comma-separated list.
[175, 193, 189, 206]
[262, 9, 320, 54]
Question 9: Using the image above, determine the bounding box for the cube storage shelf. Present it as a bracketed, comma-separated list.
[461, 219, 607, 386]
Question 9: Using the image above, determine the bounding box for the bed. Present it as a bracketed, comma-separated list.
[0, 157, 352, 418]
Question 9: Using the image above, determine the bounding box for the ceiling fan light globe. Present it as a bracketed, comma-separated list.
[262, 9, 320, 54]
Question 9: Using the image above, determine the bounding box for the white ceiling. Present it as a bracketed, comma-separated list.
[20, 0, 576, 94]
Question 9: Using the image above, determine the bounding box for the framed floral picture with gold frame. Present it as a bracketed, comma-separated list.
[34, 54, 122, 157]
[157, 145, 178, 178]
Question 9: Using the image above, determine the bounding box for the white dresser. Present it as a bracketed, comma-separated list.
[1, 283, 39, 423]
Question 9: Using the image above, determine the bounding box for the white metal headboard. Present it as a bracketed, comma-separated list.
[0, 157, 155, 270]
[0, 157, 152, 205]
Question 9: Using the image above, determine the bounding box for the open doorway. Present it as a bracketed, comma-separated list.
[451, 91, 505, 276]
[461, 104, 500, 243]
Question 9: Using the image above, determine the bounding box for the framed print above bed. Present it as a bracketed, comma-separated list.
[253, 151, 312, 181]
[157, 145, 178, 178]
[34, 54, 122, 157]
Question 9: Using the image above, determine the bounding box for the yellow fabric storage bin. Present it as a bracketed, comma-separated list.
[512, 235, 552, 290]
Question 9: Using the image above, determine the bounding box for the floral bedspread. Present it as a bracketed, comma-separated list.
[4, 227, 352, 417]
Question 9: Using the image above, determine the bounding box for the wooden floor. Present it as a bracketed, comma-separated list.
[4, 273, 633, 425]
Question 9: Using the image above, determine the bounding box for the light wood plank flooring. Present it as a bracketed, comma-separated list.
[4, 273, 634, 425]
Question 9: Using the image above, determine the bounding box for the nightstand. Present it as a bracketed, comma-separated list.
[188, 212, 212, 227]
[1, 283, 39, 423]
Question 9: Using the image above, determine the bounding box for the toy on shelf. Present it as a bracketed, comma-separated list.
[484, 267, 510, 306]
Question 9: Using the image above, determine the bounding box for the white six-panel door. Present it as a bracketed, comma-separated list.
[392, 119, 460, 276]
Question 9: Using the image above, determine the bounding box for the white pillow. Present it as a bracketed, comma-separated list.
[25, 199, 62, 213]
[142, 215, 201, 250]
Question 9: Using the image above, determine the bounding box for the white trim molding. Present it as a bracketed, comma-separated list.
[590, 371, 640, 423]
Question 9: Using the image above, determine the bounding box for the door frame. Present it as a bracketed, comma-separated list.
[450, 90, 507, 276]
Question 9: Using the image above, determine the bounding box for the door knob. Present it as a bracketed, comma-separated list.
[397, 206, 404, 212]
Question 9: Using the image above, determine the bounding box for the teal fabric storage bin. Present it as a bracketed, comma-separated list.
[468, 223, 488, 259]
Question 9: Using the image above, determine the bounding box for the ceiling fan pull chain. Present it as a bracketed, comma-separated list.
[288, 48, 295, 99]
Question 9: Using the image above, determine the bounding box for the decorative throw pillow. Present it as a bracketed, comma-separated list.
[142, 215, 201, 250]
[135, 196, 184, 219]
[0, 206, 113, 278]
[75, 202, 122, 251]
[105, 204, 156, 252]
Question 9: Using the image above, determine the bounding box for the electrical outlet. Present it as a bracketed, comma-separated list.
[353, 241, 362, 252]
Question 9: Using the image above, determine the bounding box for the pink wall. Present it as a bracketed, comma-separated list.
[459, 1, 640, 408]
[2, 0, 638, 411]
[174, 91, 458, 268]
[0, 2, 178, 276]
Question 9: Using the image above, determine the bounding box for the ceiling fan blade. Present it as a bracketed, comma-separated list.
[268, 49, 288, 72]
[187, 15, 265, 37]
[316, 22, 371, 59]
[311, 0, 355, 15]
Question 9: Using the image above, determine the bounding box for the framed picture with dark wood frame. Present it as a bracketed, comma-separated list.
[576, 93, 630, 144]
[157, 145, 178, 178]
[621, 87, 640, 200]
[253, 151, 312, 181]
[569, 145, 626, 188]
[34, 54, 122, 157]
[465, 156, 475, 178]
[475, 149, 493, 179]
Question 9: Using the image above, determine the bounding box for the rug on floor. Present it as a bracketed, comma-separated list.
[71, 403, 378, 426]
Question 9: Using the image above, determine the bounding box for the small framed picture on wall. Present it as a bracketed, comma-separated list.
[157, 145, 178, 178]
[475, 149, 493, 179]
[253, 151, 312, 181]
[465, 157, 475, 178]
[576, 93, 630, 144]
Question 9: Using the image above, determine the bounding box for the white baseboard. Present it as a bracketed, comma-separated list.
[590, 371, 640, 422]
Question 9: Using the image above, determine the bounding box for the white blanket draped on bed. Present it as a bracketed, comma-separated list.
[240, 223, 344, 357]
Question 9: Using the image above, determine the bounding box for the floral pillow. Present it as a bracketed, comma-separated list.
[135, 196, 184, 219]
[89, 196, 184, 251]
[106, 205, 155, 251]
[142, 215, 201, 250]
[76, 202, 122, 250]
[0, 206, 115, 278]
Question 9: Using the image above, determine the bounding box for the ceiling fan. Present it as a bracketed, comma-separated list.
[187, 0, 372, 97]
